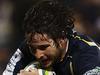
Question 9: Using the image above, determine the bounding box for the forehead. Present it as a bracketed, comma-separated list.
[30, 33, 52, 45]
[32, 33, 49, 41]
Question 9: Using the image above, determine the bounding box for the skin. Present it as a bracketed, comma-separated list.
[18, 33, 68, 75]
[17, 68, 39, 75]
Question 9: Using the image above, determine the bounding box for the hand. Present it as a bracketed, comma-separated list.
[17, 68, 39, 75]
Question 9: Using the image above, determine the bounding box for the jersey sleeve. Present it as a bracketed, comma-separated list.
[2, 48, 23, 75]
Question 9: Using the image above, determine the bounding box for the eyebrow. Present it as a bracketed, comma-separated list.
[31, 41, 50, 45]
[32, 43, 50, 47]
[29, 44, 50, 51]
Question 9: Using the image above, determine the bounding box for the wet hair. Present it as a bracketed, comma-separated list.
[23, 0, 74, 40]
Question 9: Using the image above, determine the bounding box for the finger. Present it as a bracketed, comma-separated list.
[17, 73, 20, 75]
[29, 68, 39, 75]
[29, 68, 38, 72]
[20, 70, 25, 73]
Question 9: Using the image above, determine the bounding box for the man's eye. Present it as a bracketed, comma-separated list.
[38, 45, 50, 50]
[29, 46, 37, 54]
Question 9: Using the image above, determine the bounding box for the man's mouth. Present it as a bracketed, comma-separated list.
[40, 57, 51, 67]
[43, 59, 50, 65]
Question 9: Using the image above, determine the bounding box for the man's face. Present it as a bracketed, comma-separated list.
[28, 33, 62, 68]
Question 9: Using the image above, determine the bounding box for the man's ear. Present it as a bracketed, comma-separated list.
[57, 38, 67, 48]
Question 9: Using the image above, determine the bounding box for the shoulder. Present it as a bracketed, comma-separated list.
[71, 33, 100, 50]
[3, 41, 35, 75]
[69, 33, 100, 75]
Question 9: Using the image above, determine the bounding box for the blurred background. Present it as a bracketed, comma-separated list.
[0, 0, 38, 74]
[0, 0, 100, 74]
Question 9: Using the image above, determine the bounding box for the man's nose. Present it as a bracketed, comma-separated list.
[34, 49, 45, 59]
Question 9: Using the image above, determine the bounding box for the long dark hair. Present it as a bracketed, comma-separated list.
[23, 0, 74, 41]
